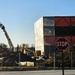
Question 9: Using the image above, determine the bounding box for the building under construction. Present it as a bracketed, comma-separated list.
[34, 16, 75, 56]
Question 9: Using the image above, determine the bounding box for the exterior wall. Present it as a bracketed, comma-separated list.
[43, 17, 55, 56]
[34, 17, 44, 55]
[34, 16, 75, 56]
[43, 17, 55, 44]
[54, 16, 75, 45]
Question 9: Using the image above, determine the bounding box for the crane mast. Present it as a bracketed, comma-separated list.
[0, 23, 14, 51]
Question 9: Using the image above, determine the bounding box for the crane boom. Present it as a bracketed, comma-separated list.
[0, 23, 14, 51]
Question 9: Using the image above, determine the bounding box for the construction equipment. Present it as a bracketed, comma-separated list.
[0, 23, 14, 51]
[25, 48, 35, 56]
[24, 48, 41, 56]
[35, 50, 41, 56]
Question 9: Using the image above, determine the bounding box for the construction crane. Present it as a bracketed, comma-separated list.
[0, 23, 14, 51]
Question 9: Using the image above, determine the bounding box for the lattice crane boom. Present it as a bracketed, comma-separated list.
[0, 23, 14, 51]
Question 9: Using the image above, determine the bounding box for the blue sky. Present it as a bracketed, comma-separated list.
[0, 0, 75, 47]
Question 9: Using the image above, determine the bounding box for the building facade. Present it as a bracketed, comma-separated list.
[34, 16, 75, 56]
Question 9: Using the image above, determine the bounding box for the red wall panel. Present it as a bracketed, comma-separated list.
[44, 36, 55, 45]
[72, 36, 75, 44]
[55, 17, 75, 26]
[44, 36, 71, 45]
[71, 17, 75, 26]
[55, 17, 70, 26]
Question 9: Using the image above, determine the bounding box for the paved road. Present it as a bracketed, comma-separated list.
[0, 70, 75, 75]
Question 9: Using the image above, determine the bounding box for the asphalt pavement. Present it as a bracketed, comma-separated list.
[0, 70, 75, 75]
